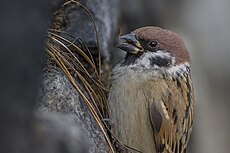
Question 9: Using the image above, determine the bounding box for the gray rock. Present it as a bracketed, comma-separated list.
[37, 66, 110, 153]
[33, 111, 89, 153]
[0, 0, 119, 152]
[38, 1, 120, 152]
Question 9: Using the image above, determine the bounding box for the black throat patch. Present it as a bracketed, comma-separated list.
[121, 53, 141, 66]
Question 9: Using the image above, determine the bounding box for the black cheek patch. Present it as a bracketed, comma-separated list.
[150, 56, 172, 67]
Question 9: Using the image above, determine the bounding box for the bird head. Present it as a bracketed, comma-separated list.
[117, 26, 190, 69]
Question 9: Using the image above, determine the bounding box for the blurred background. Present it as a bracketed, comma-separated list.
[1, 0, 229, 153]
[118, 0, 230, 152]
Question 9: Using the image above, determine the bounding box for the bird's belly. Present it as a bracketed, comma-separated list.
[108, 74, 159, 153]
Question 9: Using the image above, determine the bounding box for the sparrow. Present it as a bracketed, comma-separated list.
[108, 26, 194, 153]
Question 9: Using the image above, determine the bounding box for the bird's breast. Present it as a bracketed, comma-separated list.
[108, 70, 167, 153]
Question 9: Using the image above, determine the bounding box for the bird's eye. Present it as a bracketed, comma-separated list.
[149, 41, 158, 48]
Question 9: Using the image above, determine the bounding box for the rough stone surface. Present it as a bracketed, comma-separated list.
[32, 111, 89, 153]
[0, 0, 119, 152]
[37, 66, 109, 153]
[39, 1, 120, 152]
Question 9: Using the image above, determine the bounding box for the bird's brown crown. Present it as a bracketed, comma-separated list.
[133, 26, 190, 64]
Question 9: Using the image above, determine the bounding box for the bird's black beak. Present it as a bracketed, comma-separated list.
[116, 33, 143, 54]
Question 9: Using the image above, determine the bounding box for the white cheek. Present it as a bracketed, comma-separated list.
[138, 51, 172, 69]
[112, 50, 189, 80]
[138, 56, 151, 69]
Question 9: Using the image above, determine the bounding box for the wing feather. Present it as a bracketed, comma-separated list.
[150, 75, 194, 153]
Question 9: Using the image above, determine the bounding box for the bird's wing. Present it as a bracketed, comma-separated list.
[150, 75, 194, 153]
